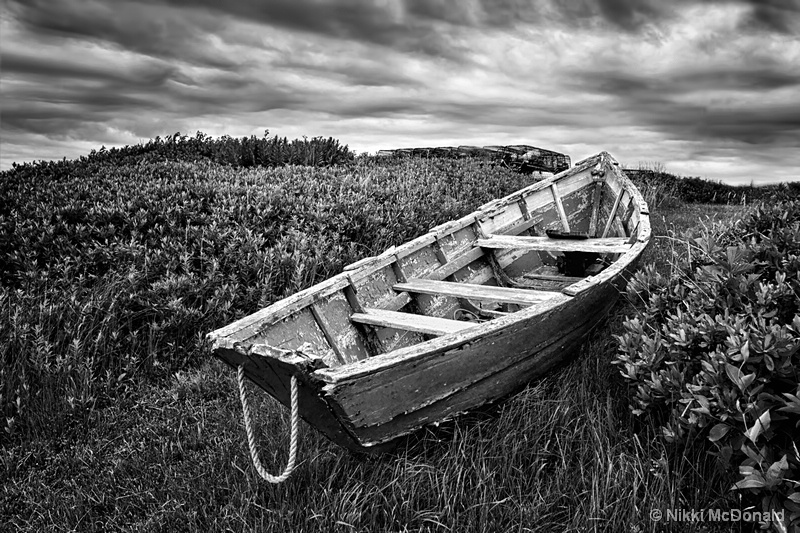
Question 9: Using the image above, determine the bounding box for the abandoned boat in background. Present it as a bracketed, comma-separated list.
[376, 144, 571, 174]
[208, 151, 651, 455]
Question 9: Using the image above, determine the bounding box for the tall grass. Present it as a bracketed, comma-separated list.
[627, 162, 681, 210]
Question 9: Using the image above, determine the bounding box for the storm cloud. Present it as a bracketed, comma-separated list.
[1, 0, 799, 183]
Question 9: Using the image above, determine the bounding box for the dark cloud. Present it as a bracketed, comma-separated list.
[3, 108, 114, 137]
[137, 0, 471, 59]
[738, 0, 800, 33]
[2, 81, 304, 139]
[1, 82, 157, 137]
[5, 0, 240, 68]
[156, 0, 678, 48]
[404, 0, 480, 25]
[694, 106, 800, 145]
[591, 66, 800, 95]
[2, 50, 173, 139]
[1, 48, 303, 142]
[593, 0, 668, 30]
[1, 51, 177, 88]
[572, 68, 800, 146]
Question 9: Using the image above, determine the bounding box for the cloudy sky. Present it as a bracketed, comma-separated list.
[1, 0, 799, 184]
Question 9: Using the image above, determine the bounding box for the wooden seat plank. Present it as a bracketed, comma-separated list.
[476, 235, 630, 254]
[394, 279, 558, 306]
[351, 308, 475, 336]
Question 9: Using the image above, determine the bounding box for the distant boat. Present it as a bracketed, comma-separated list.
[208, 151, 651, 453]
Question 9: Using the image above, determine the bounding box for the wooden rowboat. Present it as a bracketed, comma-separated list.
[208, 151, 651, 454]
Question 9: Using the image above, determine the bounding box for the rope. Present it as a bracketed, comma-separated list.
[237, 365, 299, 483]
[454, 308, 482, 322]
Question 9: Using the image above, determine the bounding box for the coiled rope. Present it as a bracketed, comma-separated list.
[237, 365, 299, 483]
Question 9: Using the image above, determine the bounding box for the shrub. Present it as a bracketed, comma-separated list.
[624, 165, 800, 206]
[7, 131, 355, 181]
[615, 200, 800, 528]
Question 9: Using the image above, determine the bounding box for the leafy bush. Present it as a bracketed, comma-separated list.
[625, 167, 800, 205]
[0, 154, 529, 445]
[615, 200, 800, 528]
[7, 131, 354, 182]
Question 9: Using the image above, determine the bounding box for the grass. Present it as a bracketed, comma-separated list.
[2, 193, 752, 531]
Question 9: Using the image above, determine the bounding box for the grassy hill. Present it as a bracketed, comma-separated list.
[624, 165, 800, 207]
[2, 136, 796, 532]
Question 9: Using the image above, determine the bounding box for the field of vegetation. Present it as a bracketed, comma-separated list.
[1, 134, 798, 532]
[624, 163, 800, 207]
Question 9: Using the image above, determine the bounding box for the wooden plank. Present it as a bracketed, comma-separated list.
[517, 195, 531, 221]
[391, 257, 408, 283]
[438, 225, 478, 258]
[588, 182, 603, 237]
[551, 183, 571, 232]
[627, 222, 640, 244]
[429, 213, 476, 237]
[428, 247, 484, 281]
[309, 303, 347, 365]
[391, 233, 439, 262]
[394, 279, 559, 306]
[558, 185, 594, 234]
[621, 200, 636, 236]
[383, 257, 411, 311]
[210, 273, 351, 342]
[344, 250, 394, 272]
[523, 273, 584, 282]
[432, 238, 449, 264]
[393, 243, 443, 281]
[476, 235, 631, 254]
[493, 215, 538, 237]
[601, 189, 625, 238]
[351, 308, 475, 336]
[312, 292, 372, 363]
[478, 199, 525, 235]
[344, 277, 385, 355]
[247, 308, 337, 365]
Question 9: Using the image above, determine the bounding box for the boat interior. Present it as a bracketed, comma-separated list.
[215, 155, 648, 370]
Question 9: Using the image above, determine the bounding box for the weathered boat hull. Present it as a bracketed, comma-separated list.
[209, 151, 651, 453]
